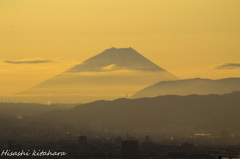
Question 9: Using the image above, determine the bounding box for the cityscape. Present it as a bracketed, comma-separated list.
[1, 0, 240, 158]
[0, 129, 240, 159]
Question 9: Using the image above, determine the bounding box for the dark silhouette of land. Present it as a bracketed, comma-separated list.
[1, 92, 240, 159]
[35, 91, 240, 133]
[0, 102, 77, 115]
[132, 77, 240, 99]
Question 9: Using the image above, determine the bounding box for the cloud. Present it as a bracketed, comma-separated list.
[102, 64, 117, 71]
[65, 69, 137, 77]
[64, 69, 173, 78]
[3, 58, 52, 64]
[214, 63, 240, 69]
[101, 64, 123, 71]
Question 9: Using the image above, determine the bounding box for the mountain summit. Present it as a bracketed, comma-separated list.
[18, 47, 178, 103]
[67, 47, 165, 72]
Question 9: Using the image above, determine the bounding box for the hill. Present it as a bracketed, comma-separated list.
[131, 78, 240, 99]
[38, 91, 240, 133]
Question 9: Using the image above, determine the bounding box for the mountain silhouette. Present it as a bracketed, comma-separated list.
[38, 91, 240, 133]
[18, 47, 178, 103]
[131, 77, 240, 99]
[67, 47, 164, 72]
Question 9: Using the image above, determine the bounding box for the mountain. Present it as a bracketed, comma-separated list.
[67, 47, 164, 72]
[131, 77, 240, 99]
[18, 47, 178, 103]
[38, 91, 240, 133]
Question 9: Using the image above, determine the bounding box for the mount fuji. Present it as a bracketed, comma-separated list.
[18, 47, 178, 103]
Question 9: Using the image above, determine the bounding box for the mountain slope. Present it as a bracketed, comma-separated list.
[131, 78, 240, 99]
[39, 91, 240, 133]
[18, 47, 178, 103]
[67, 47, 165, 72]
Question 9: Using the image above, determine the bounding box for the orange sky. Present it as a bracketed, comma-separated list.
[0, 0, 240, 95]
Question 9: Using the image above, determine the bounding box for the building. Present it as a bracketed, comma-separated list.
[78, 136, 87, 147]
[122, 140, 139, 159]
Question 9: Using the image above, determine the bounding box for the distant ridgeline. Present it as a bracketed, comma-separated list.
[1, 92, 240, 133]
[35, 91, 240, 133]
[17, 47, 178, 103]
[131, 78, 240, 99]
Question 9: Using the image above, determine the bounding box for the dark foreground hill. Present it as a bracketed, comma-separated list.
[0, 102, 76, 115]
[131, 77, 240, 99]
[39, 91, 240, 133]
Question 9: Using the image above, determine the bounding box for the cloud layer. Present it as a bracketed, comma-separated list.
[3, 58, 52, 64]
[215, 63, 240, 69]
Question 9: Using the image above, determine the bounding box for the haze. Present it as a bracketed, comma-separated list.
[1, 1, 240, 157]
[1, 0, 240, 96]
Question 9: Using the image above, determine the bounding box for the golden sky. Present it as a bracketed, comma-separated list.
[0, 0, 240, 95]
